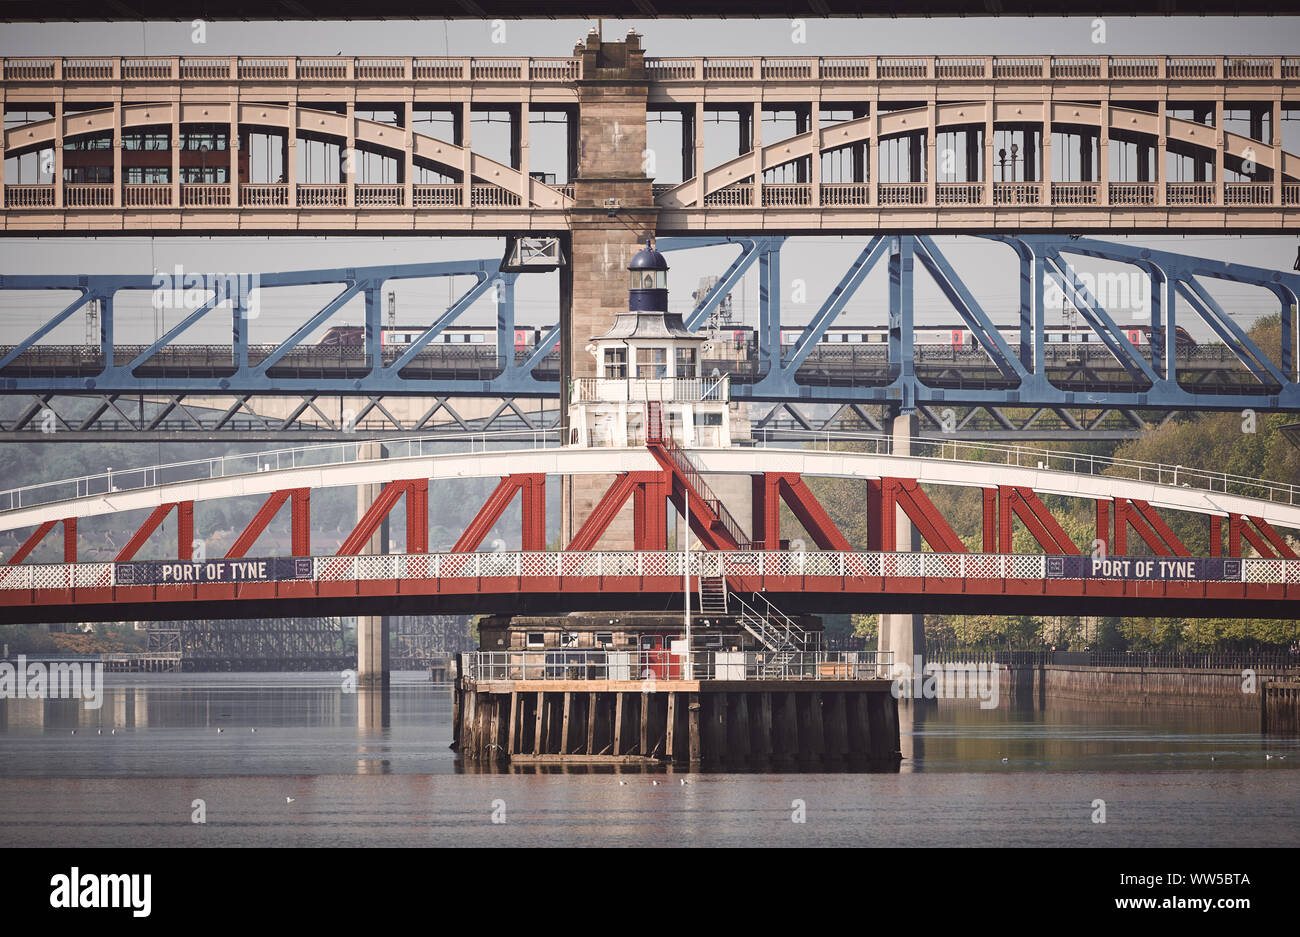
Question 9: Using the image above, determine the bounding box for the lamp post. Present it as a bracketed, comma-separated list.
[684, 495, 692, 680]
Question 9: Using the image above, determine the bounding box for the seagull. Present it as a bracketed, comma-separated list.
[110, 729, 116, 735]
[250, 728, 257, 734]
[680, 779, 689, 786]
[618, 780, 628, 786]
[96, 729, 102, 735]
[1001, 757, 1009, 764]
[216, 728, 223, 734]
[1266, 753, 1285, 761]
[1210, 756, 1217, 761]
[285, 796, 296, 803]
[651, 779, 661, 786]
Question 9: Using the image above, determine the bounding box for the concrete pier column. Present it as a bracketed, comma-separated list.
[879, 410, 925, 681]
[355, 442, 390, 691]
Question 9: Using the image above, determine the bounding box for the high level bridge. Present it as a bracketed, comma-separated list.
[3, 46, 1300, 233]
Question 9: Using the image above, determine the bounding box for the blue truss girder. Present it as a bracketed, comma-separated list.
[658, 236, 778, 332]
[1176, 278, 1286, 387]
[1042, 252, 1160, 384]
[1020, 235, 1300, 384]
[3, 236, 1299, 412]
[779, 236, 888, 376]
[0, 259, 555, 397]
[912, 236, 1028, 382]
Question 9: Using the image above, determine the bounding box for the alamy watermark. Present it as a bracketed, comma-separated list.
[890, 654, 1000, 709]
[1044, 270, 1150, 321]
[151, 265, 260, 318]
[0, 655, 103, 710]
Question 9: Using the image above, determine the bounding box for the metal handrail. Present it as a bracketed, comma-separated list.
[2, 424, 1297, 515]
[0, 428, 561, 512]
[749, 429, 1300, 506]
[463, 648, 894, 682]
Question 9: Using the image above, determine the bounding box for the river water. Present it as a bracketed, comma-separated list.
[0, 672, 1296, 847]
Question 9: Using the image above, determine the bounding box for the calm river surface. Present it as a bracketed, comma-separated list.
[1, 672, 1296, 847]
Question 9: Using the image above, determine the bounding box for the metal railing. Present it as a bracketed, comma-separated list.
[463, 648, 894, 682]
[932, 648, 1299, 670]
[573, 376, 729, 403]
[0, 429, 561, 512]
[4, 425, 1298, 516]
[0, 55, 584, 83]
[7, 55, 1300, 86]
[1077, 650, 1298, 670]
[746, 430, 1300, 507]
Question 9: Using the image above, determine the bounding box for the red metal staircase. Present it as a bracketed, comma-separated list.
[645, 401, 750, 551]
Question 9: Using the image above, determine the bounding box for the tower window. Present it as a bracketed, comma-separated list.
[604, 347, 627, 379]
[636, 347, 667, 378]
[675, 347, 697, 378]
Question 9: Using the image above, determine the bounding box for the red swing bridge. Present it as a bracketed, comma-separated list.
[0, 429, 1297, 627]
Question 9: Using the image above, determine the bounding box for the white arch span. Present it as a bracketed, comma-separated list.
[1, 444, 1297, 536]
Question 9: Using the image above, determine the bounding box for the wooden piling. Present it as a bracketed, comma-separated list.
[688, 694, 702, 766]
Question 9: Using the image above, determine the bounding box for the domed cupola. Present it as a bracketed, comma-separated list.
[628, 239, 669, 313]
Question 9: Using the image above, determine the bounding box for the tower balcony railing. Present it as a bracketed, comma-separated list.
[574, 376, 730, 404]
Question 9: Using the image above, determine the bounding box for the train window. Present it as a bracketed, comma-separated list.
[471, 334, 484, 343]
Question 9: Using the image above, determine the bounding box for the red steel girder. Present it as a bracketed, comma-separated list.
[6, 518, 77, 565]
[337, 479, 427, 556]
[1095, 499, 1111, 556]
[1127, 499, 1191, 557]
[1229, 513, 1299, 559]
[226, 488, 311, 558]
[751, 473, 852, 552]
[633, 471, 670, 551]
[647, 444, 743, 551]
[568, 471, 671, 552]
[664, 478, 741, 551]
[998, 486, 1079, 555]
[115, 501, 194, 562]
[873, 478, 967, 551]
[870, 478, 967, 554]
[453, 474, 545, 553]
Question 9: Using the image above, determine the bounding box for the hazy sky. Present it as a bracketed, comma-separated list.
[2, 16, 1299, 56]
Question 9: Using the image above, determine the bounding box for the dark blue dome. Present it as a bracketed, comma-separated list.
[628, 241, 669, 271]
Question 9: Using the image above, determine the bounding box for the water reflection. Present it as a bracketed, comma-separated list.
[0, 674, 1294, 779]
